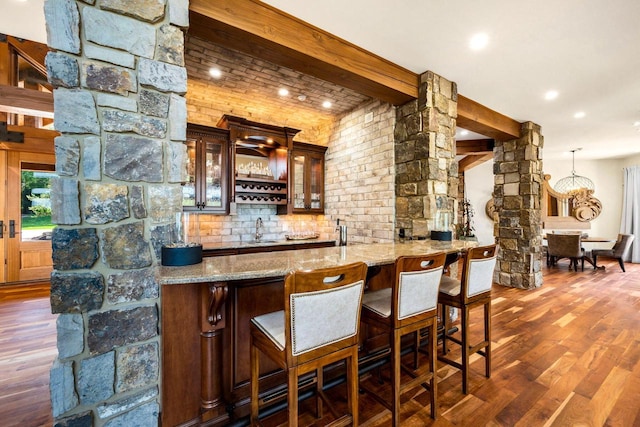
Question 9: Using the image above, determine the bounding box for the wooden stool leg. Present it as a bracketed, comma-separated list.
[250, 338, 260, 426]
[485, 301, 492, 378]
[347, 349, 359, 426]
[461, 306, 470, 394]
[288, 366, 299, 427]
[316, 367, 323, 419]
[428, 319, 438, 419]
[413, 330, 420, 369]
[442, 304, 450, 354]
[392, 329, 402, 427]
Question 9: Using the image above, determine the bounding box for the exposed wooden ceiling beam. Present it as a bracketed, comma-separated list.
[456, 139, 495, 155]
[0, 124, 56, 153]
[458, 153, 494, 172]
[457, 95, 521, 141]
[0, 85, 54, 118]
[188, 0, 418, 105]
[6, 35, 48, 78]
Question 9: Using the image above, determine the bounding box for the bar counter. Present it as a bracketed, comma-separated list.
[158, 239, 477, 285]
[158, 240, 477, 426]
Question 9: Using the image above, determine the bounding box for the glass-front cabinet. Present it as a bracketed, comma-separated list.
[290, 142, 327, 214]
[183, 124, 230, 213]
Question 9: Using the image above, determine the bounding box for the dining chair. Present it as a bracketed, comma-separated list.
[250, 261, 368, 426]
[359, 252, 446, 425]
[592, 233, 635, 272]
[546, 233, 584, 271]
[438, 244, 497, 394]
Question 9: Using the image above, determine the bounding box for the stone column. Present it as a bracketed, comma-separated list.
[395, 71, 458, 238]
[493, 122, 544, 289]
[45, 0, 189, 424]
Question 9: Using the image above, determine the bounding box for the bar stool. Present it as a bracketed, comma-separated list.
[250, 261, 368, 426]
[360, 252, 446, 425]
[438, 244, 497, 394]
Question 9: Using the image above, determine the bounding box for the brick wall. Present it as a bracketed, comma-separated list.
[325, 100, 396, 243]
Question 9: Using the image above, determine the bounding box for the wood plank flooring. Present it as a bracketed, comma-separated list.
[1, 260, 639, 426]
[0, 283, 55, 427]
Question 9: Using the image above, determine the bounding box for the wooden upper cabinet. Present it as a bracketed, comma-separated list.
[186, 116, 328, 215]
[183, 124, 230, 214]
[290, 142, 327, 214]
[217, 115, 300, 213]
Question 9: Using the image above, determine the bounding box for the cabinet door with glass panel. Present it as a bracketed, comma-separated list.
[291, 143, 327, 214]
[183, 124, 230, 213]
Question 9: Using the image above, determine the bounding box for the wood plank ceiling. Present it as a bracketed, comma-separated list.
[188, 0, 522, 170]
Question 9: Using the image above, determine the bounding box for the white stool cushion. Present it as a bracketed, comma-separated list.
[362, 288, 392, 318]
[439, 275, 461, 296]
[251, 311, 285, 351]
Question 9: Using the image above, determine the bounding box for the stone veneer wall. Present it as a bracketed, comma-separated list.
[45, 0, 189, 425]
[324, 99, 396, 243]
[395, 71, 458, 238]
[493, 122, 544, 289]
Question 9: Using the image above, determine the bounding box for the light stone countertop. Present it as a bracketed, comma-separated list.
[158, 240, 479, 285]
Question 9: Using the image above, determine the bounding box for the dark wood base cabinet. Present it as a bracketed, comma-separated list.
[161, 276, 286, 426]
[161, 263, 393, 426]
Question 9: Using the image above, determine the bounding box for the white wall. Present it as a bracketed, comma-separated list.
[543, 158, 623, 240]
[464, 161, 495, 245]
[463, 155, 633, 248]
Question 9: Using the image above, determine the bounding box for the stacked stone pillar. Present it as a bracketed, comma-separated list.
[493, 122, 544, 289]
[45, 0, 189, 424]
[395, 71, 458, 237]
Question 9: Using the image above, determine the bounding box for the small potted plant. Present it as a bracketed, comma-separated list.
[456, 198, 477, 241]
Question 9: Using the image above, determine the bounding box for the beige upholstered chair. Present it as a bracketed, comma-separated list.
[546, 233, 585, 271]
[250, 262, 368, 426]
[592, 234, 635, 272]
[360, 252, 446, 425]
[438, 244, 497, 394]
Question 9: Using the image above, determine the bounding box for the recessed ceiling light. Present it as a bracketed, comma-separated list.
[544, 90, 559, 101]
[278, 88, 289, 96]
[297, 95, 307, 101]
[574, 111, 586, 119]
[469, 33, 489, 51]
[633, 121, 640, 127]
[322, 101, 332, 109]
[209, 68, 222, 79]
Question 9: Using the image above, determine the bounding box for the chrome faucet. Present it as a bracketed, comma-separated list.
[255, 217, 264, 242]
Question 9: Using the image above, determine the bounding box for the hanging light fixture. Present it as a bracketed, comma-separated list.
[554, 148, 595, 193]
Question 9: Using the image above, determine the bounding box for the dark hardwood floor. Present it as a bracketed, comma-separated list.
[2, 259, 639, 426]
[0, 283, 55, 427]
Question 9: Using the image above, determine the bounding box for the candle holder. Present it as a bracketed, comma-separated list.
[161, 213, 203, 266]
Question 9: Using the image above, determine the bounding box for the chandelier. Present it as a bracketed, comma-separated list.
[553, 148, 595, 193]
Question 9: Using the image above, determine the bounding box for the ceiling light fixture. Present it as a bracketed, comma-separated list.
[460, 130, 469, 136]
[573, 111, 586, 119]
[469, 33, 489, 51]
[554, 148, 595, 194]
[633, 121, 640, 127]
[297, 95, 307, 101]
[322, 101, 332, 109]
[544, 90, 559, 101]
[209, 68, 222, 79]
[278, 88, 289, 96]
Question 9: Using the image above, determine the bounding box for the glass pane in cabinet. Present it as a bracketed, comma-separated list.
[204, 141, 222, 207]
[293, 154, 305, 209]
[309, 156, 322, 209]
[182, 140, 197, 206]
